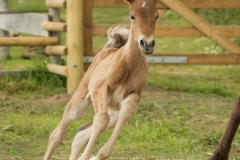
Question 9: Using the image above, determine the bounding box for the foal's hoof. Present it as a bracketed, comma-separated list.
[89, 157, 97, 160]
[90, 156, 106, 160]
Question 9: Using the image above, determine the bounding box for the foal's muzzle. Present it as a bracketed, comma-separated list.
[139, 39, 155, 55]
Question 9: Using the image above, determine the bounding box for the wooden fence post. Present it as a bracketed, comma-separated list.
[83, 0, 93, 70]
[0, 0, 9, 60]
[48, 7, 61, 64]
[67, 0, 84, 93]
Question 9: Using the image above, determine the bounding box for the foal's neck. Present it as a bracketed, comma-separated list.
[122, 27, 146, 68]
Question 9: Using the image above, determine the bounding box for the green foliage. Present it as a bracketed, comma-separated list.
[195, 9, 240, 25]
[9, 0, 47, 11]
[0, 57, 66, 96]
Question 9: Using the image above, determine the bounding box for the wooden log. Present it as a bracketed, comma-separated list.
[93, 25, 240, 38]
[154, 26, 240, 38]
[67, 0, 84, 93]
[159, 0, 240, 54]
[48, 7, 61, 64]
[47, 63, 67, 76]
[93, 0, 240, 9]
[0, 10, 48, 14]
[83, 54, 240, 65]
[149, 54, 240, 65]
[45, 45, 67, 55]
[0, 0, 9, 60]
[83, 0, 93, 71]
[46, 0, 66, 8]
[41, 22, 67, 32]
[0, 37, 58, 46]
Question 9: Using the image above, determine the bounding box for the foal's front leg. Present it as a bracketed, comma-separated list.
[78, 87, 110, 160]
[90, 93, 139, 160]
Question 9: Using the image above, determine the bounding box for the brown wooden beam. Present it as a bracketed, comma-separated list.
[93, 25, 240, 38]
[83, 54, 240, 65]
[47, 64, 67, 76]
[67, 0, 84, 93]
[45, 45, 67, 55]
[83, 0, 93, 56]
[150, 54, 240, 65]
[41, 22, 67, 32]
[46, 0, 66, 8]
[0, 37, 58, 46]
[93, 0, 240, 9]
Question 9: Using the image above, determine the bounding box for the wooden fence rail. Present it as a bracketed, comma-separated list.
[0, 37, 58, 46]
[93, 0, 240, 8]
[93, 25, 240, 37]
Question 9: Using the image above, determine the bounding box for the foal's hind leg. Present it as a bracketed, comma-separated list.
[209, 93, 240, 160]
[44, 93, 91, 160]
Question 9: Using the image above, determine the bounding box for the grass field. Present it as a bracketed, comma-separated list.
[1, 1, 240, 160]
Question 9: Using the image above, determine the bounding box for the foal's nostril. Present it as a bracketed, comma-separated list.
[140, 39, 147, 47]
[150, 40, 155, 47]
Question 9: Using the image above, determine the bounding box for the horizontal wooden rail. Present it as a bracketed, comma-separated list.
[155, 26, 240, 38]
[0, 10, 48, 14]
[150, 54, 240, 65]
[0, 37, 58, 46]
[47, 64, 67, 76]
[93, 25, 240, 37]
[93, 0, 240, 9]
[41, 22, 67, 32]
[83, 54, 240, 65]
[46, 0, 66, 8]
[45, 45, 67, 55]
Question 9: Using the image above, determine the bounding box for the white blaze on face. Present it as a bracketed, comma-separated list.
[142, 1, 146, 8]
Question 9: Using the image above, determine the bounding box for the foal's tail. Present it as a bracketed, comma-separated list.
[103, 26, 129, 50]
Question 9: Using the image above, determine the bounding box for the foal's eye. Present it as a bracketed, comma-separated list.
[155, 15, 159, 20]
[130, 15, 135, 20]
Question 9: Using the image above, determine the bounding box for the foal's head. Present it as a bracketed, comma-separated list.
[126, 0, 158, 55]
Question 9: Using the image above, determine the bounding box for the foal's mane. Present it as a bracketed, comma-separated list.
[103, 26, 129, 50]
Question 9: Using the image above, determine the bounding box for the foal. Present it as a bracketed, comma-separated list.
[44, 0, 159, 159]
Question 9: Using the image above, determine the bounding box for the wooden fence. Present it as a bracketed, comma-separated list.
[0, 0, 81, 94]
[88, 0, 240, 65]
[79, 0, 240, 93]
[1, 0, 240, 93]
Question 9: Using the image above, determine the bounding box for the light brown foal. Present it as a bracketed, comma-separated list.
[44, 0, 159, 159]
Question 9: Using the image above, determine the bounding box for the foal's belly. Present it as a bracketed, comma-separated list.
[107, 86, 125, 110]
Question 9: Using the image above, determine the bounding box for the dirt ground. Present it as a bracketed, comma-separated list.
[34, 86, 233, 111]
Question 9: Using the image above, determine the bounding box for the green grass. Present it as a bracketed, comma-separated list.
[148, 65, 240, 98]
[1, 1, 240, 160]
